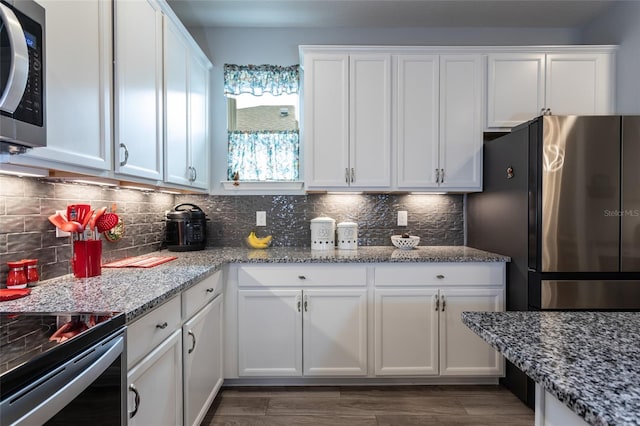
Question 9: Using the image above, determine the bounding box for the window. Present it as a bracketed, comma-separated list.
[224, 64, 300, 182]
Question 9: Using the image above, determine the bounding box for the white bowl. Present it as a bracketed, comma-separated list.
[391, 235, 420, 250]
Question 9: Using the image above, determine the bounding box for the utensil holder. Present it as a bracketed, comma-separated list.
[73, 240, 102, 278]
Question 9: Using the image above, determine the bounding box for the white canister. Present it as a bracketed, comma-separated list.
[310, 217, 336, 250]
[337, 222, 358, 250]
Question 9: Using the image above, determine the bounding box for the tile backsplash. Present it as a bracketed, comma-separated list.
[0, 175, 463, 285]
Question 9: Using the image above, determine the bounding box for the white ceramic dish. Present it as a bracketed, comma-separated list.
[391, 235, 420, 250]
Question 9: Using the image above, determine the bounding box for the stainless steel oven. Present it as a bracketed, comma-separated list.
[0, 312, 126, 425]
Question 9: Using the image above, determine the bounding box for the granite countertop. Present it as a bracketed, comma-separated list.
[462, 311, 640, 426]
[0, 246, 508, 322]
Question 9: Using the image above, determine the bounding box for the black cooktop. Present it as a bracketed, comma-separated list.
[0, 312, 125, 399]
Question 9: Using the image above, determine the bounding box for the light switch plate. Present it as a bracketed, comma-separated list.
[398, 211, 408, 227]
[256, 211, 266, 226]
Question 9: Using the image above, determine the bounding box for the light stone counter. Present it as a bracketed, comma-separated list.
[0, 246, 508, 322]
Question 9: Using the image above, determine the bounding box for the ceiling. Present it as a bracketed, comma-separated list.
[166, 0, 617, 29]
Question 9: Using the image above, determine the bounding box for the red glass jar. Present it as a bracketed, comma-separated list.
[7, 261, 27, 289]
[22, 259, 39, 284]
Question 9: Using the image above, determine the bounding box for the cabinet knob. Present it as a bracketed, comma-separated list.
[436, 274, 445, 279]
[156, 322, 168, 329]
[128, 384, 140, 418]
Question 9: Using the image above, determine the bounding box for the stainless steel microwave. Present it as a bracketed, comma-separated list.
[0, 0, 45, 154]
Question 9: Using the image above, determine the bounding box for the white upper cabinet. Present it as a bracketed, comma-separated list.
[487, 53, 545, 128]
[11, 0, 112, 172]
[438, 55, 483, 191]
[114, 0, 164, 181]
[395, 55, 439, 188]
[349, 54, 391, 188]
[396, 54, 482, 191]
[545, 53, 613, 116]
[487, 49, 615, 129]
[164, 16, 211, 190]
[303, 51, 390, 190]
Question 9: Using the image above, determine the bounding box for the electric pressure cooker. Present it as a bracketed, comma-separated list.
[164, 203, 207, 251]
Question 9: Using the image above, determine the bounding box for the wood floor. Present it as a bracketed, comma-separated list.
[202, 385, 534, 425]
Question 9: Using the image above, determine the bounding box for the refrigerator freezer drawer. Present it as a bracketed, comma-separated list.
[540, 280, 640, 309]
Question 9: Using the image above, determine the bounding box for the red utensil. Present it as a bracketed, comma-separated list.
[89, 207, 107, 239]
[48, 213, 83, 233]
[96, 212, 119, 233]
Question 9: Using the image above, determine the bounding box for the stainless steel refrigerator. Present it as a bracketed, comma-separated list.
[467, 115, 640, 406]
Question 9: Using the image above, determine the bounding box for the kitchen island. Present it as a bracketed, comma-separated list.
[462, 311, 640, 426]
[0, 246, 507, 320]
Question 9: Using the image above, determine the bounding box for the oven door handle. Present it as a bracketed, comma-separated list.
[0, 2, 29, 113]
[1, 332, 125, 426]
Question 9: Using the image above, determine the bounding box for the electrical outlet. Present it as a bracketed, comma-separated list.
[256, 211, 266, 226]
[55, 210, 70, 237]
[398, 211, 408, 227]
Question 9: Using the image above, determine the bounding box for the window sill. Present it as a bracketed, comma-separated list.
[220, 181, 305, 193]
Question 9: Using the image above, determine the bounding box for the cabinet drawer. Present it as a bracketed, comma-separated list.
[375, 263, 504, 286]
[128, 296, 181, 368]
[238, 265, 366, 287]
[183, 271, 223, 319]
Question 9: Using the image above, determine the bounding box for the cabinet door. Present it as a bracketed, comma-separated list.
[12, 0, 112, 171]
[374, 288, 439, 376]
[395, 55, 439, 188]
[486, 53, 545, 128]
[238, 289, 302, 376]
[302, 289, 367, 376]
[127, 330, 182, 426]
[188, 52, 211, 190]
[439, 55, 483, 191]
[545, 53, 613, 116]
[438, 288, 504, 376]
[164, 17, 190, 186]
[114, 0, 163, 180]
[349, 54, 391, 188]
[183, 295, 223, 426]
[304, 53, 349, 188]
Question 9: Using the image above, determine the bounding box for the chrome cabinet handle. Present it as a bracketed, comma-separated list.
[435, 168, 440, 183]
[303, 294, 309, 312]
[192, 166, 197, 182]
[188, 330, 196, 354]
[298, 275, 306, 280]
[296, 294, 301, 312]
[156, 322, 168, 329]
[345, 168, 350, 183]
[128, 384, 140, 418]
[435, 294, 439, 311]
[206, 288, 214, 293]
[351, 168, 355, 183]
[441, 295, 446, 311]
[436, 274, 445, 279]
[119, 143, 129, 167]
[440, 168, 445, 183]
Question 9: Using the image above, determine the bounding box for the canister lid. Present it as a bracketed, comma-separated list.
[337, 221, 357, 228]
[311, 217, 335, 223]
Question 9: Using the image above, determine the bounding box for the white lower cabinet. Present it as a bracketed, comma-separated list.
[238, 288, 367, 377]
[127, 271, 224, 426]
[374, 263, 505, 377]
[127, 329, 182, 425]
[183, 294, 223, 426]
[236, 265, 368, 377]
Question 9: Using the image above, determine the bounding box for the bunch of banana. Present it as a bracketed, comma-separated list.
[246, 231, 273, 249]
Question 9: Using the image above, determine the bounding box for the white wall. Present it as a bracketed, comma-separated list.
[186, 26, 581, 192]
[580, 1, 640, 113]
